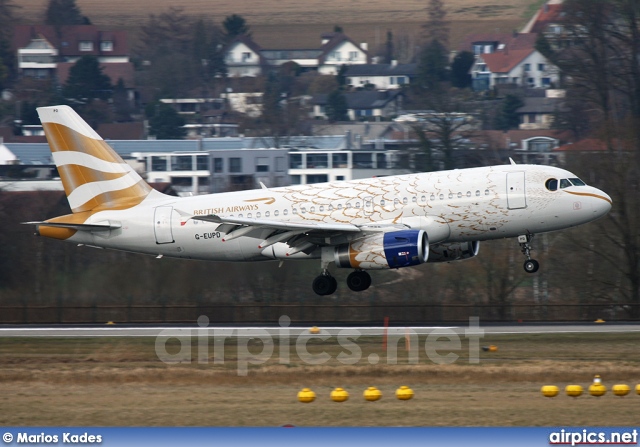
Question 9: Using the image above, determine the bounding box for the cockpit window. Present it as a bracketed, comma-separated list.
[560, 179, 571, 189]
[569, 177, 586, 186]
[545, 178, 558, 191]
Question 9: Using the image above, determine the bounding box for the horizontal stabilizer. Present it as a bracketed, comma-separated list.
[22, 221, 121, 231]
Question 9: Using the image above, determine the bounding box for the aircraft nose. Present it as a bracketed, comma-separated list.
[592, 188, 612, 218]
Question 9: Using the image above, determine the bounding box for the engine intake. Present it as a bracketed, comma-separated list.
[334, 230, 428, 270]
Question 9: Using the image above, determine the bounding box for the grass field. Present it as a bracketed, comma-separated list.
[17, 0, 545, 49]
[1, 332, 640, 426]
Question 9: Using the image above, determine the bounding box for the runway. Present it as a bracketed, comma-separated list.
[1, 324, 640, 337]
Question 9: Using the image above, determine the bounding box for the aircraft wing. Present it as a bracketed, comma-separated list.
[193, 214, 361, 232]
[190, 214, 383, 254]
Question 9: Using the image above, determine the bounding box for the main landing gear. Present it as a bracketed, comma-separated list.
[312, 270, 372, 296]
[518, 234, 540, 273]
[312, 270, 338, 296]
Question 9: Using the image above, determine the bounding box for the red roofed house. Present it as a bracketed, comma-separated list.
[470, 33, 559, 91]
[13, 25, 134, 90]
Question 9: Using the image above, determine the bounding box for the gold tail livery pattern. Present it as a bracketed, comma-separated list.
[38, 105, 154, 213]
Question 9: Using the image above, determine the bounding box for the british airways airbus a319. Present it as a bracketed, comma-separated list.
[25, 106, 612, 295]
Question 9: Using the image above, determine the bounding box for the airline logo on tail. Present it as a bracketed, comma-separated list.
[38, 106, 153, 213]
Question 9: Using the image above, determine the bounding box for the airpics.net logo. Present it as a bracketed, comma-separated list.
[154, 316, 485, 376]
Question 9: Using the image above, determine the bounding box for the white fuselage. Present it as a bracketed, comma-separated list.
[67, 164, 611, 262]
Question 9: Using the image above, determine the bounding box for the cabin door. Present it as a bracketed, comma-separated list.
[154, 206, 175, 244]
[506, 172, 527, 209]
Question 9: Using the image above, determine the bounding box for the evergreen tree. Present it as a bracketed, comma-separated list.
[450, 51, 474, 89]
[45, 0, 89, 27]
[147, 102, 186, 139]
[495, 94, 524, 130]
[385, 30, 394, 64]
[326, 90, 349, 122]
[423, 0, 449, 47]
[63, 56, 112, 100]
[417, 39, 449, 89]
[207, 27, 228, 79]
[223, 14, 250, 42]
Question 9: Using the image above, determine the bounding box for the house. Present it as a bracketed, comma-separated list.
[312, 90, 403, 121]
[345, 62, 417, 90]
[470, 34, 559, 91]
[224, 32, 370, 77]
[224, 35, 267, 77]
[458, 32, 515, 56]
[521, 1, 565, 34]
[521, 1, 572, 50]
[316, 33, 370, 75]
[516, 90, 566, 130]
[13, 25, 135, 95]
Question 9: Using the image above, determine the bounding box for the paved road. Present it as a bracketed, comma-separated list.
[1, 324, 639, 337]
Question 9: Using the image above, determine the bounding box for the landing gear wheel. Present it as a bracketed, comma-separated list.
[518, 234, 540, 274]
[347, 270, 372, 292]
[523, 259, 540, 274]
[312, 274, 338, 296]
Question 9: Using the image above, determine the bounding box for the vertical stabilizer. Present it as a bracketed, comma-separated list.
[38, 105, 159, 213]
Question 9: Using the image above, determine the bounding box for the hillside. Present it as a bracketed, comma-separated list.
[16, 0, 544, 50]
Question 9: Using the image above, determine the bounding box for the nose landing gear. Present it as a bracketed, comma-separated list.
[518, 234, 539, 273]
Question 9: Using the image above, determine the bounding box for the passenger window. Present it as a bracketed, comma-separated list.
[256, 212, 261, 218]
[430, 194, 435, 201]
[457, 192, 462, 198]
[466, 191, 471, 197]
[310, 206, 316, 213]
[475, 190, 480, 197]
[448, 193, 453, 199]
[293, 208, 298, 214]
[337, 204, 343, 210]
[439, 194, 444, 200]
[485, 190, 490, 195]
[402, 197, 408, 205]
[560, 179, 571, 189]
[283, 209, 288, 216]
[319, 206, 324, 212]
[545, 179, 558, 191]
[301, 207, 306, 214]
[380, 199, 386, 206]
[421, 195, 426, 202]
[328, 205, 334, 211]
[412, 196, 417, 203]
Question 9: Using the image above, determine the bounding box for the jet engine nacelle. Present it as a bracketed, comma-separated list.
[428, 241, 480, 263]
[334, 230, 428, 270]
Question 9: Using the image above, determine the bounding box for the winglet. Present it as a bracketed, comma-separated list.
[509, 157, 517, 165]
[260, 182, 269, 190]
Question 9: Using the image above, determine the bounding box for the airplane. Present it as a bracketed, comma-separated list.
[25, 105, 612, 296]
